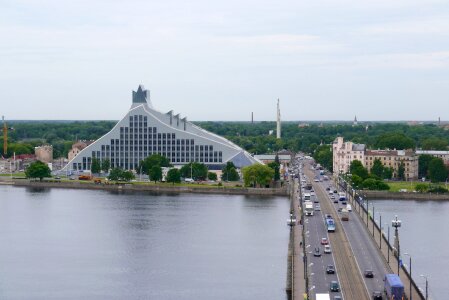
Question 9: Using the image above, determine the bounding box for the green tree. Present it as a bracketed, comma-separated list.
[108, 168, 123, 181]
[107, 168, 135, 182]
[180, 162, 208, 180]
[350, 160, 369, 180]
[370, 158, 384, 178]
[376, 181, 390, 190]
[418, 154, 434, 179]
[428, 157, 448, 183]
[166, 168, 181, 184]
[383, 167, 393, 179]
[375, 133, 415, 149]
[313, 145, 333, 172]
[273, 154, 281, 181]
[121, 170, 135, 181]
[25, 161, 51, 181]
[101, 159, 110, 173]
[242, 164, 275, 187]
[207, 172, 217, 181]
[149, 166, 163, 183]
[267, 155, 281, 181]
[397, 161, 406, 180]
[362, 178, 378, 190]
[350, 174, 363, 188]
[91, 157, 101, 174]
[221, 162, 240, 181]
[139, 154, 171, 175]
[415, 183, 428, 193]
[422, 138, 448, 150]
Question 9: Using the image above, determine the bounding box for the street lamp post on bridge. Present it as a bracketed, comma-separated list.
[392, 215, 402, 275]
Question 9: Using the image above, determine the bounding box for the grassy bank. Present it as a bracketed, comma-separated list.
[387, 181, 447, 192]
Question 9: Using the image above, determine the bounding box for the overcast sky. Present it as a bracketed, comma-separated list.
[1, 0, 449, 121]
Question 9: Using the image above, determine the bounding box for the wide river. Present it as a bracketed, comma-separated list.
[371, 199, 446, 300]
[0, 186, 290, 300]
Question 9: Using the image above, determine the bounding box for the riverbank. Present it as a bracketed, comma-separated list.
[10, 179, 288, 196]
[364, 190, 449, 200]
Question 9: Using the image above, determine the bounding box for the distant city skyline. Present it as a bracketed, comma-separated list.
[1, 0, 449, 121]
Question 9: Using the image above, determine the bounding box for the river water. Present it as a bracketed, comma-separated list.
[0, 186, 289, 300]
[371, 199, 446, 300]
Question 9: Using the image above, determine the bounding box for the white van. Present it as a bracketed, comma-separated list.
[346, 204, 352, 212]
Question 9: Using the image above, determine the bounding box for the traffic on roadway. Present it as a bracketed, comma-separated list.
[291, 154, 398, 300]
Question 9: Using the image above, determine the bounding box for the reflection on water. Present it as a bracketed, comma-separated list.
[0, 186, 289, 300]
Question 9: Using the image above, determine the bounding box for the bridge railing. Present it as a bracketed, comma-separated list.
[337, 175, 426, 300]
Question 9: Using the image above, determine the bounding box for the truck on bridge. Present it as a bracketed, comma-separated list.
[316, 293, 330, 300]
[384, 274, 405, 300]
[304, 202, 314, 216]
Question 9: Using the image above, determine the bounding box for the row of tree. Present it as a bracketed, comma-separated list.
[418, 155, 448, 182]
[4, 121, 449, 159]
[348, 160, 390, 190]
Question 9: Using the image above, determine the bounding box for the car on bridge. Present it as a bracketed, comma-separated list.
[313, 247, 321, 257]
[329, 281, 340, 292]
[321, 237, 329, 245]
[364, 269, 374, 278]
[372, 291, 382, 299]
[324, 245, 331, 253]
[326, 265, 335, 274]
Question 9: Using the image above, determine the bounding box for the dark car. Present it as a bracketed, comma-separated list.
[313, 247, 321, 257]
[334, 296, 342, 300]
[333, 199, 338, 203]
[364, 269, 374, 278]
[372, 291, 382, 300]
[326, 265, 335, 274]
[333, 189, 338, 193]
[325, 214, 333, 219]
[329, 280, 340, 292]
[337, 207, 342, 212]
[326, 187, 331, 191]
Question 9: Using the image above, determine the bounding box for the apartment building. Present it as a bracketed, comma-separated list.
[365, 149, 418, 180]
[332, 137, 366, 174]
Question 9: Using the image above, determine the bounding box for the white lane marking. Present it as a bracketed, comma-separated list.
[315, 176, 371, 300]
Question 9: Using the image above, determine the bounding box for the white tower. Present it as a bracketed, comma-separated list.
[276, 99, 281, 139]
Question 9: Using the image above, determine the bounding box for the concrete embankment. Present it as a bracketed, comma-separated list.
[11, 180, 288, 196]
[364, 190, 449, 200]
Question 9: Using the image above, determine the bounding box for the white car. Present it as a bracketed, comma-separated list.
[324, 245, 331, 254]
[184, 178, 195, 183]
